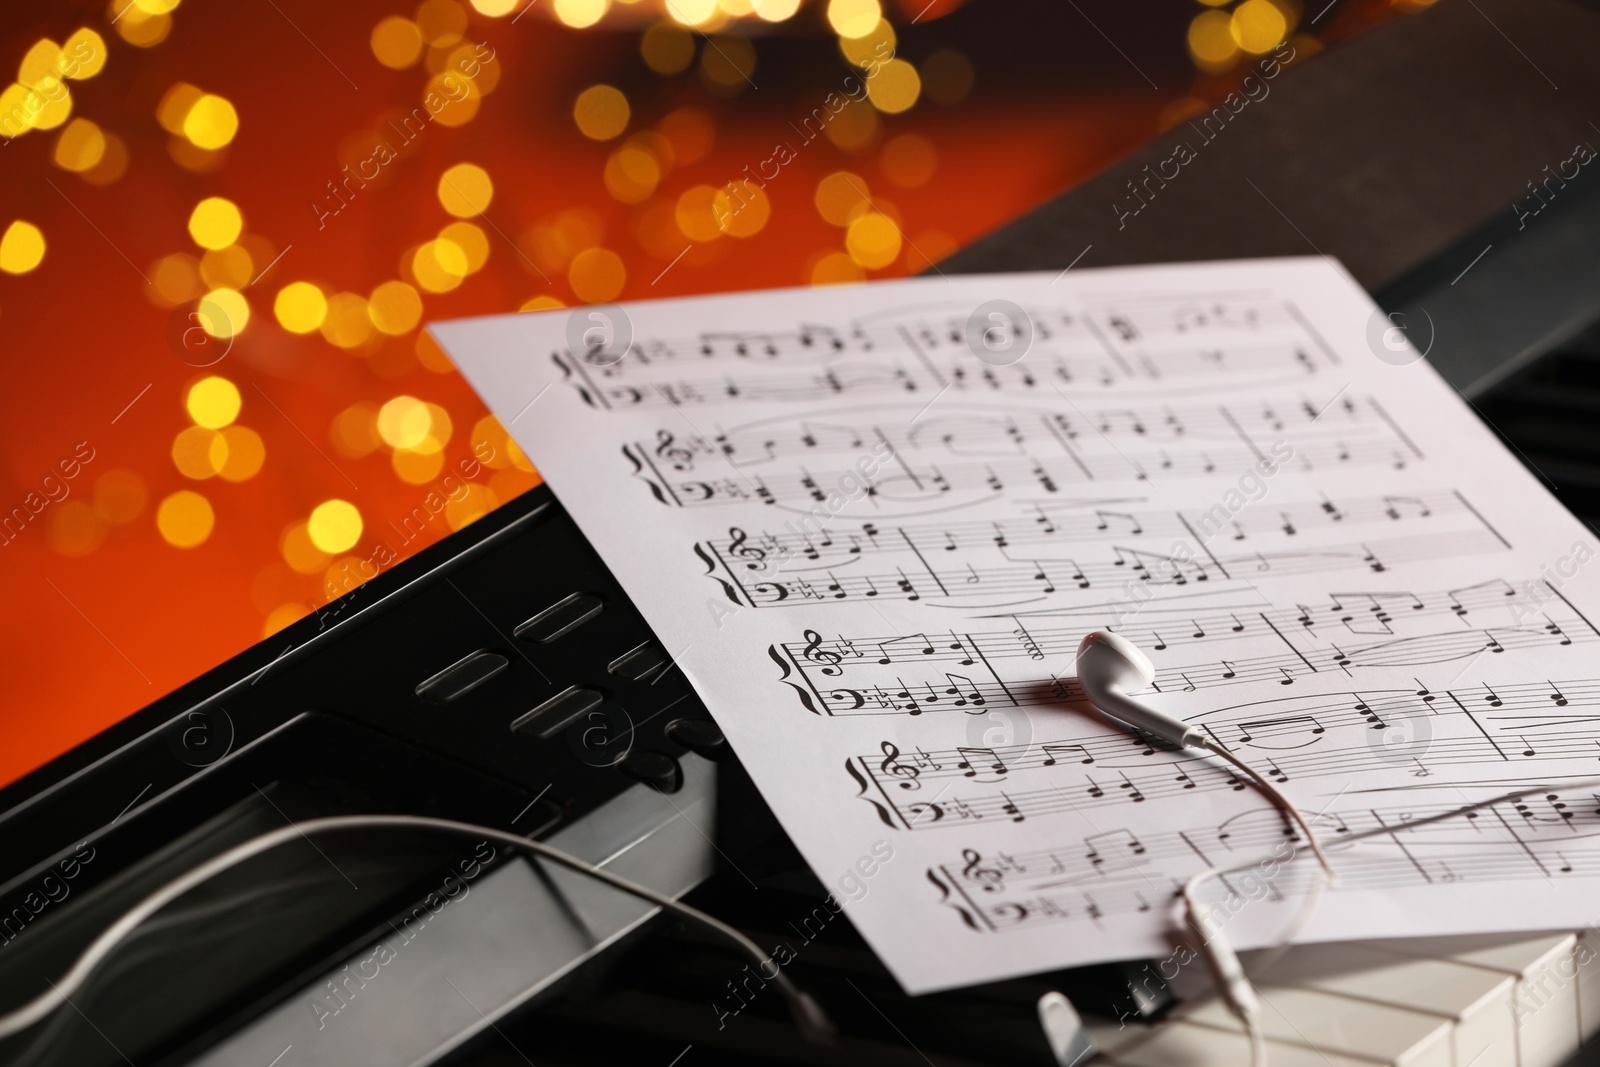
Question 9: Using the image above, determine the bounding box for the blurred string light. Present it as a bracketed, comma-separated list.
[1186, 0, 1300, 73]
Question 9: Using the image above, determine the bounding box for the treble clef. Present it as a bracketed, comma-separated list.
[879, 741, 920, 789]
[801, 628, 843, 675]
[727, 527, 767, 570]
[655, 429, 696, 471]
[961, 848, 1005, 892]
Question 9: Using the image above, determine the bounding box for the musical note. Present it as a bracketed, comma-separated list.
[801, 629, 844, 675]
[879, 742, 921, 790]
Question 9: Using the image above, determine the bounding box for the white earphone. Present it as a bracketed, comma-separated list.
[1075, 631, 1338, 1066]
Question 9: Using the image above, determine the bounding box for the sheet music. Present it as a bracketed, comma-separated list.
[433, 258, 1600, 993]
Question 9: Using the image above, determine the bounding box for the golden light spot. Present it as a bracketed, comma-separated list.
[0, 221, 45, 274]
[505, 435, 535, 472]
[642, 23, 695, 74]
[53, 118, 105, 172]
[377, 395, 432, 449]
[810, 250, 864, 286]
[217, 425, 265, 481]
[82, 131, 127, 184]
[274, 281, 327, 333]
[814, 171, 871, 226]
[199, 244, 254, 289]
[62, 29, 107, 79]
[752, 0, 800, 18]
[188, 197, 242, 250]
[881, 133, 936, 187]
[604, 144, 662, 203]
[0, 85, 32, 139]
[846, 212, 901, 269]
[135, 0, 184, 13]
[437, 162, 492, 217]
[280, 521, 330, 574]
[115, 6, 172, 47]
[414, 403, 454, 451]
[416, 0, 469, 45]
[699, 34, 755, 95]
[568, 247, 625, 303]
[392, 447, 445, 483]
[827, 0, 880, 38]
[470, 0, 519, 13]
[157, 490, 214, 548]
[23, 79, 71, 131]
[183, 93, 238, 149]
[574, 84, 629, 141]
[263, 603, 309, 638]
[157, 82, 202, 134]
[659, 106, 714, 165]
[94, 469, 147, 524]
[554, 0, 610, 27]
[445, 483, 497, 530]
[186, 375, 241, 429]
[714, 181, 770, 238]
[439, 221, 489, 272]
[307, 499, 362, 553]
[1188, 10, 1238, 71]
[49, 501, 105, 556]
[519, 295, 566, 312]
[317, 293, 370, 348]
[19, 41, 64, 89]
[407, 240, 465, 293]
[371, 16, 424, 68]
[426, 73, 480, 126]
[151, 253, 202, 305]
[920, 48, 974, 105]
[867, 58, 920, 113]
[331, 403, 381, 458]
[1231, 0, 1289, 53]
[839, 18, 894, 66]
[172, 425, 225, 479]
[368, 281, 423, 335]
[472, 413, 512, 468]
[665, 0, 715, 24]
[439, 42, 499, 94]
[675, 185, 724, 242]
[197, 288, 249, 339]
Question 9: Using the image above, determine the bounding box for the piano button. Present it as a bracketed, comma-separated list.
[514, 797, 564, 837]
[665, 717, 726, 761]
[618, 750, 682, 793]
[414, 650, 509, 703]
[608, 641, 668, 682]
[515, 592, 603, 644]
[511, 685, 604, 740]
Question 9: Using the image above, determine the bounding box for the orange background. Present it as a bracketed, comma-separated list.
[0, 0, 1406, 788]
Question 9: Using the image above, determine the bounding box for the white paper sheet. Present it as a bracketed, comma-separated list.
[433, 258, 1600, 994]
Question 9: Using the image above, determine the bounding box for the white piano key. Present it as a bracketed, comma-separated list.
[1251, 943, 1518, 1067]
[1105, 1019, 1382, 1067]
[1178, 985, 1452, 1065]
[1575, 929, 1600, 1039]
[1354, 932, 1580, 1067]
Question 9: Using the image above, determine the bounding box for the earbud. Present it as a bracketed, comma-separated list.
[1076, 631, 1209, 750]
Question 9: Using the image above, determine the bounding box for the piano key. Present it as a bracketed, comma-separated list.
[1249, 943, 1517, 1067]
[1575, 929, 1600, 1040]
[1105, 1018, 1401, 1067]
[1353, 932, 1579, 1067]
[1177, 985, 1453, 1065]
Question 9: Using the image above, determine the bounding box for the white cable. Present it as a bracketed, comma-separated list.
[0, 814, 837, 1046]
